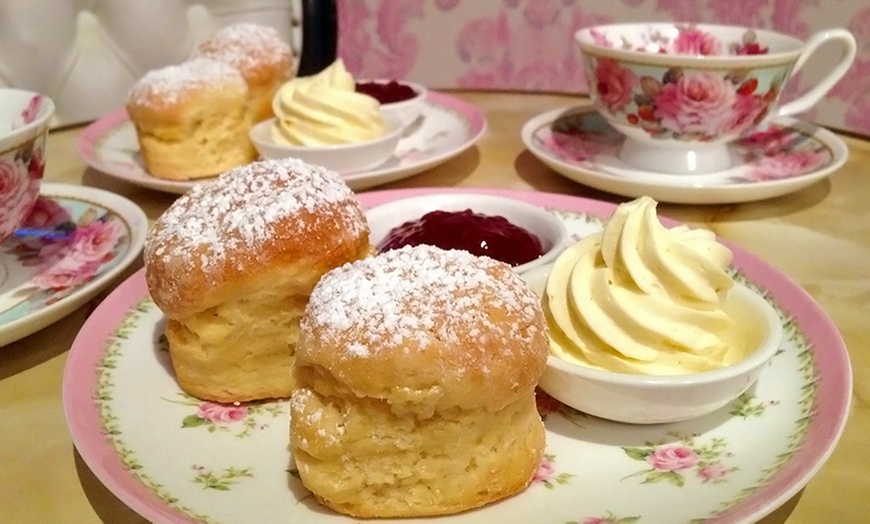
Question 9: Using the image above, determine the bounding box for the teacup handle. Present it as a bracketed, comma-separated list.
[777, 28, 857, 118]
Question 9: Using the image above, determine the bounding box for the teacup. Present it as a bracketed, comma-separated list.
[0, 89, 54, 243]
[576, 23, 856, 174]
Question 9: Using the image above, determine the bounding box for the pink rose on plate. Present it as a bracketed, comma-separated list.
[645, 444, 700, 471]
[748, 150, 827, 181]
[37, 217, 123, 264]
[197, 401, 248, 424]
[22, 197, 70, 229]
[654, 72, 737, 138]
[30, 255, 102, 290]
[697, 462, 730, 481]
[671, 28, 722, 55]
[545, 131, 611, 163]
[533, 457, 555, 482]
[65, 218, 125, 264]
[593, 58, 637, 113]
[740, 126, 794, 154]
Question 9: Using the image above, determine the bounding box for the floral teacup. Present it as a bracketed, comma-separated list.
[576, 23, 856, 174]
[0, 89, 54, 243]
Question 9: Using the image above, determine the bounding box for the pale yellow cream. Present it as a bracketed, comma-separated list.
[545, 196, 746, 375]
[271, 59, 386, 146]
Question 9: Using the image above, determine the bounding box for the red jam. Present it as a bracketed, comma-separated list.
[377, 209, 545, 267]
[355, 81, 418, 104]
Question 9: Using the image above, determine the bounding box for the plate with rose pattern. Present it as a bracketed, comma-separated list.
[0, 183, 147, 347]
[63, 188, 850, 524]
[522, 106, 848, 205]
[76, 91, 486, 195]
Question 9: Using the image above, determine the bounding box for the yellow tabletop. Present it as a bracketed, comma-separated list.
[1, 91, 867, 523]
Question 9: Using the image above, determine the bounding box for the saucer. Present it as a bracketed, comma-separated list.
[522, 106, 849, 204]
[76, 91, 486, 195]
[0, 183, 147, 347]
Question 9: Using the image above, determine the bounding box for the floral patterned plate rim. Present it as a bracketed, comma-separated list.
[75, 91, 486, 195]
[0, 182, 147, 347]
[63, 188, 850, 524]
[521, 106, 849, 205]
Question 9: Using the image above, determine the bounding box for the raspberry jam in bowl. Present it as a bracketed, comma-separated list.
[366, 193, 568, 274]
[356, 79, 427, 129]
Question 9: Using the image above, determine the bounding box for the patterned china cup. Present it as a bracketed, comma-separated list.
[576, 23, 857, 174]
[0, 89, 54, 243]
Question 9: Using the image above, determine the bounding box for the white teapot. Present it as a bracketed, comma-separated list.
[0, 0, 336, 126]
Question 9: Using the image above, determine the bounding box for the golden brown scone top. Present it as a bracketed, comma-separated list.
[144, 158, 369, 319]
[125, 57, 247, 123]
[194, 22, 293, 87]
[297, 245, 549, 413]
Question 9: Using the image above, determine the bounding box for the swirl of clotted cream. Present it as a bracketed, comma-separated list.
[271, 59, 386, 146]
[545, 196, 741, 375]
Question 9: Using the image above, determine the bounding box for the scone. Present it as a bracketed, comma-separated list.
[125, 57, 257, 180]
[291, 245, 549, 518]
[194, 22, 294, 123]
[144, 158, 370, 402]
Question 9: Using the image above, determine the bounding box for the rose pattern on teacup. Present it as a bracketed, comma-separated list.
[0, 133, 45, 241]
[577, 23, 855, 173]
[585, 55, 785, 141]
[589, 25, 769, 56]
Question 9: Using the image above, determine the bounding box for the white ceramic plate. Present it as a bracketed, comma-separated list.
[63, 188, 850, 524]
[522, 106, 849, 205]
[75, 92, 486, 194]
[0, 183, 147, 347]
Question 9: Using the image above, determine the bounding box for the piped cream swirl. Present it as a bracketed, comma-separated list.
[271, 59, 386, 146]
[545, 196, 741, 374]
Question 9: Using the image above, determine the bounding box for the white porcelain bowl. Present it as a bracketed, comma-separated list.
[366, 193, 569, 275]
[0, 89, 55, 243]
[358, 79, 428, 129]
[523, 264, 784, 424]
[249, 112, 402, 174]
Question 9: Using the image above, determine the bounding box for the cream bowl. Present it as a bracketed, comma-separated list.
[365, 193, 569, 275]
[249, 112, 402, 174]
[523, 264, 784, 424]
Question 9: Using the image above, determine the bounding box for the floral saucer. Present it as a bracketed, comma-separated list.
[0, 183, 147, 347]
[522, 106, 848, 204]
[76, 91, 486, 195]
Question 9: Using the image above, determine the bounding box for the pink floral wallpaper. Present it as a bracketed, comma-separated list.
[336, 0, 870, 136]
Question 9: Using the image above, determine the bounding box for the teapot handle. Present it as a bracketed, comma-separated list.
[297, 0, 337, 77]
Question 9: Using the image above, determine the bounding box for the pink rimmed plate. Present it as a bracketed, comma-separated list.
[0, 183, 146, 347]
[75, 92, 486, 194]
[522, 106, 849, 205]
[63, 188, 850, 524]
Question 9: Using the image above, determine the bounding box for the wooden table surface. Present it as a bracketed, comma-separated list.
[1, 91, 867, 523]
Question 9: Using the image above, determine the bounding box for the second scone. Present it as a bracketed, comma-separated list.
[144, 158, 371, 402]
[291, 244, 549, 518]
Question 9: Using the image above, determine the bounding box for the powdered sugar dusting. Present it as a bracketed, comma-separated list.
[302, 245, 542, 362]
[145, 158, 365, 273]
[127, 57, 245, 107]
[196, 22, 291, 73]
